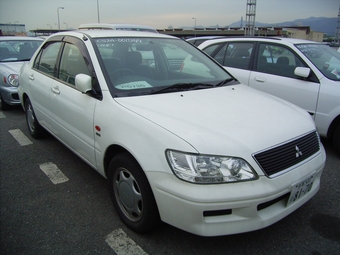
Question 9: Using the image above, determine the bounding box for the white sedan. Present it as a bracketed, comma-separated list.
[18, 29, 325, 236]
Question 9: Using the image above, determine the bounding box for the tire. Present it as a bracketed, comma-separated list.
[333, 125, 340, 156]
[108, 152, 161, 233]
[0, 93, 9, 111]
[24, 98, 45, 139]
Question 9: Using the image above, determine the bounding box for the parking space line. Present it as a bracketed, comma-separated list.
[8, 129, 33, 146]
[105, 228, 148, 255]
[0, 111, 5, 118]
[39, 162, 69, 184]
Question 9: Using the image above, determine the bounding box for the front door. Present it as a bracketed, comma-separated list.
[249, 43, 320, 117]
[48, 40, 98, 167]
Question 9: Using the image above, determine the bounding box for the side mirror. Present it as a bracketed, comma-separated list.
[294, 67, 310, 78]
[75, 74, 92, 93]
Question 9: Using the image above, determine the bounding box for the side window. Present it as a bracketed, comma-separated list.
[59, 43, 90, 85]
[207, 43, 226, 65]
[256, 43, 306, 78]
[161, 43, 184, 71]
[34, 42, 62, 77]
[223, 42, 253, 70]
[203, 43, 222, 58]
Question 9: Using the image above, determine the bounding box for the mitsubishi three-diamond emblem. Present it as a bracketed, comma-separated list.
[295, 145, 303, 158]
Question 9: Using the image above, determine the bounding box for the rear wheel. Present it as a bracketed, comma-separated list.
[25, 98, 45, 138]
[333, 125, 340, 156]
[108, 152, 161, 233]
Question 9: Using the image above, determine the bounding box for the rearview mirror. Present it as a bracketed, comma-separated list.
[136, 44, 152, 51]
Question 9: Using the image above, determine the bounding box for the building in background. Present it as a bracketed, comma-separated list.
[0, 23, 26, 36]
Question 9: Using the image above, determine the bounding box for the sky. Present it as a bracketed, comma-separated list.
[0, 0, 339, 31]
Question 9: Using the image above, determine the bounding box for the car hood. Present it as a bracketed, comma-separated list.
[0, 61, 24, 74]
[115, 85, 315, 155]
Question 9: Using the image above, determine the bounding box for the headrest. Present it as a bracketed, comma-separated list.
[126, 51, 142, 66]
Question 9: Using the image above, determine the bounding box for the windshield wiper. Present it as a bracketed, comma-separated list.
[150, 83, 214, 94]
[215, 78, 238, 87]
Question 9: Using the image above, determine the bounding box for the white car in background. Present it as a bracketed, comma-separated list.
[198, 37, 340, 155]
[78, 23, 158, 33]
[19, 29, 325, 236]
[186, 36, 226, 46]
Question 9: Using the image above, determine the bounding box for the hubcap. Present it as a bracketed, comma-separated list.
[114, 168, 143, 221]
[26, 104, 35, 133]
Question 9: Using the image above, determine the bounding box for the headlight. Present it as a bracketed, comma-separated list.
[166, 150, 258, 184]
[7, 74, 19, 87]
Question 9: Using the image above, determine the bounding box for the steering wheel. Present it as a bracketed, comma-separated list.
[112, 68, 134, 77]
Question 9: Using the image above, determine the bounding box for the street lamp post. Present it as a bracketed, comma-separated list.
[97, 0, 100, 23]
[57, 7, 64, 32]
[192, 17, 196, 37]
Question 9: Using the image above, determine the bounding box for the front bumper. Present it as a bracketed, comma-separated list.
[146, 147, 325, 236]
[0, 86, 20, 105]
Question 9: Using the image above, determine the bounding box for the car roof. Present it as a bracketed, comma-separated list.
[198, 36, 318, 49]
[0, 36, 43, 41]
[46, 30, 174, 40]
[78, 23, 158, 33]
[186, 36, 226, 41]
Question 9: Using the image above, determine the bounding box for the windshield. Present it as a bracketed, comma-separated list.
[0, 40, 42, 62]
[296, 43, 340, 81]
[93, 37, 234, 97]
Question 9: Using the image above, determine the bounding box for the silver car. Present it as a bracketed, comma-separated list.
[0, 36, 43, 110]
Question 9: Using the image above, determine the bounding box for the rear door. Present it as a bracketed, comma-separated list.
[203, 41, 253, 85]
[28, 40, 63, 130]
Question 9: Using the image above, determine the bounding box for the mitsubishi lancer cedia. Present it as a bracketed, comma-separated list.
[18, 28, 326, 236]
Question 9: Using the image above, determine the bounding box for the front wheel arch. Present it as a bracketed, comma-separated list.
[327, 115, 340, 155]
[107, 152, 161, 233]
[0, 93, 10, 110]
[333, 125, 340, 156]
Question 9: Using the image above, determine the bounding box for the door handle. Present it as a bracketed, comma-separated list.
[51, 86, 60, 95]
[255, 77, 266, 82]
[29, 74, 34, 80]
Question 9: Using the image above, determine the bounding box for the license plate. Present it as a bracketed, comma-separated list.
[287, 173, 315, 206]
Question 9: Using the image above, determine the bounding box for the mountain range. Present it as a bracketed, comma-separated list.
[191, 17, 337, 36]
[234, 17, 337, 36]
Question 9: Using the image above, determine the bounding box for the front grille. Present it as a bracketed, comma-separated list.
[253, 131, 320, 177]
